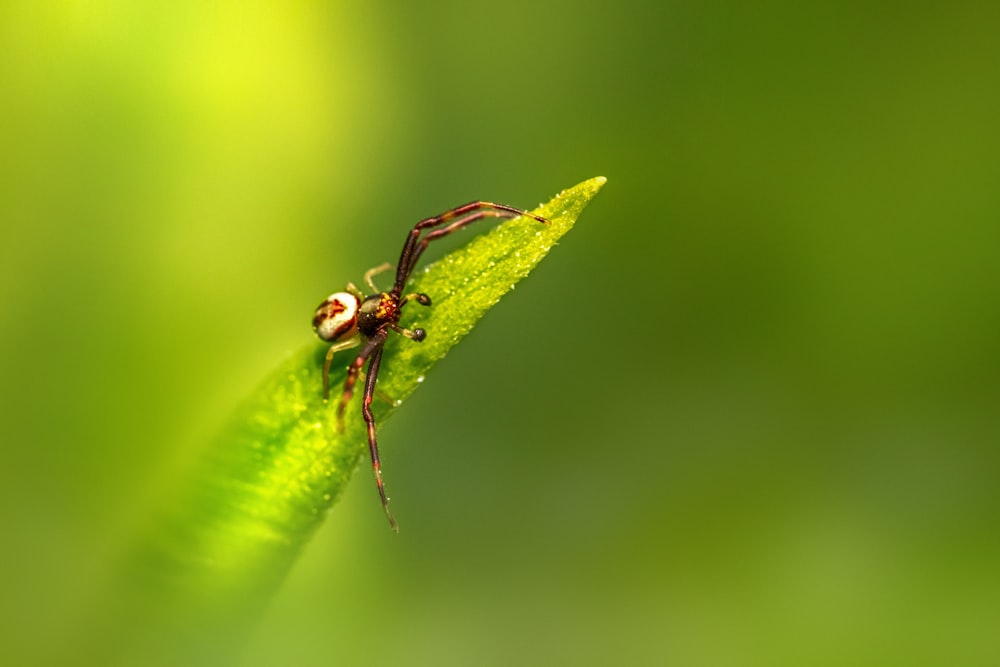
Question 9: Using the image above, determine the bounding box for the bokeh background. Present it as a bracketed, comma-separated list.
[2, 2, 998, 665]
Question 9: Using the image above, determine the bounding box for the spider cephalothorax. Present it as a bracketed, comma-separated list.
[312, 201, 546, 531]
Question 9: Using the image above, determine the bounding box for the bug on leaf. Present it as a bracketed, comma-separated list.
[313, 201, 547, 531]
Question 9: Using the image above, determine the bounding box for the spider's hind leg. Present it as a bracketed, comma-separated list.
[322, 338, 360, 401]
[364, 262, 393, 294]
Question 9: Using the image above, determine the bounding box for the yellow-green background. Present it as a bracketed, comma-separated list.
[2, 2, 998, 665]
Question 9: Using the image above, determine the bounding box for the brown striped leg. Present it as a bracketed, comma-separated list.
[393, 203, 546, 293]
[361, 341, 398, 531]
[322, 338, 361, 401]
[403, 210, 510, 276]
[336, 333, 386, 432]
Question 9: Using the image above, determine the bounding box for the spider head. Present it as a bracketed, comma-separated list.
[313, 292, 360, 342]
[358, 292, 400, 337]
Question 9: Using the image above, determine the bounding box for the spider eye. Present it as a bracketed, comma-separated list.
[313, 292, 360, 342]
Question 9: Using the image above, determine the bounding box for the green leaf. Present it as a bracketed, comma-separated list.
[102, 176, 606, 655]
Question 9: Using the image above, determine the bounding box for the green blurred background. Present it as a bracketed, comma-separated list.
[2, 2, 998, 665]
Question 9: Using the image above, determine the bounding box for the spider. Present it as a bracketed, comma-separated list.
[312, 201, 547, 531]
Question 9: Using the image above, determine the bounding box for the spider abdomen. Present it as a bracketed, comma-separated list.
[313, 292, 361, 342]
[358, 292, 400, 337]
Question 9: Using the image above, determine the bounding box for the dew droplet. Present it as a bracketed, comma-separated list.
[416, 375, 425, 383]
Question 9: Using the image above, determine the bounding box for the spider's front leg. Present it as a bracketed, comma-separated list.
[393, 203, 547, 292]
[361, 342, 398, 531]
[336, 333, 386, 432]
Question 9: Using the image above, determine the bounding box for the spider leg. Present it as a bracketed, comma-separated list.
[335, 319, 424, 431]
[322, 338, 360, 401]
[394, 202, 546, 293]
[360, 338, 398, 531]
[345, 282, 365, 300]
[336, 333, 387, 432]
[349, 366, 400, 407]
[364, 262, 393, 293]
[403, 211, 510, 280]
